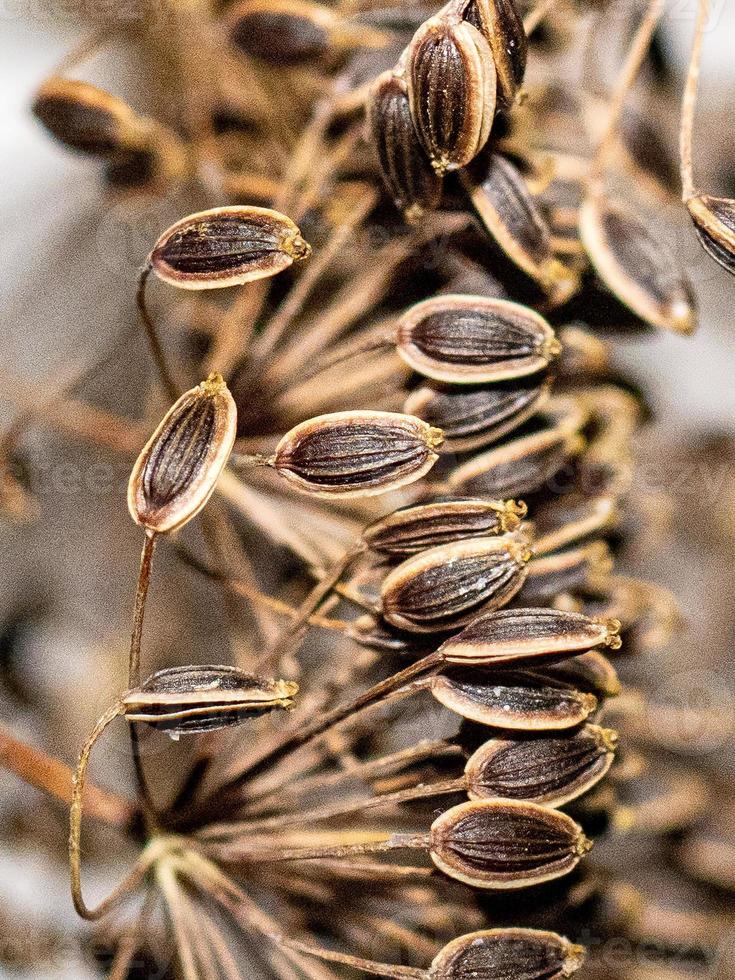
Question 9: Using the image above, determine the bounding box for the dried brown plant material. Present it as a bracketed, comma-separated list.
[406, 12, 496, 174]
[362, 498, 527, 556]
[122, 665, 298, 735]
[225, 0, 335, 64]
[460, 0, 527, 111]
[431, 667, 599, 729]
[368, 69, 444, 223]
[380, 535, 531, 632]
[686, 195, 735, 276]
[540, 651, 621, 697]
[32, 78, 143, 156]
[464, 725, 618, 806]
[429, 800, 592, 887]
[272, 410, 443, 496]
[523, 541, 612, 599]
[128, 373, 237, 534]
[396, 295, 559, 383]
[429, 927, 585, 979]
[148, 206, 311, 289]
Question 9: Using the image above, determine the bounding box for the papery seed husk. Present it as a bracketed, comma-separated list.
[429, 928, 585, 980]
[128, 373, 237, 533]
[533, 495, 618, 556]
[225, 0, 334, 64]
[122, 665, 298, 734]
[407, 14, 496, 174]
[431, 667, 598, 729]
[149, 206, 311, 289]
[438, 607, 621, 666]
[368, 69, 443, 223]
[522, 541, 612, 600]
[556, 325, 611, 379]
[396, 294, 559, 383]
[32, 78, 142, 156]
[687, 194, 735, 276]
[381, 536, 531, 633]
[429, 799, 592, 888]
[363, 497, 527, 556]
[460, 0, 527, 111]
[538, 651, 621, 697]
[404, 375, 551, 453]
[465, 724, 618, 807]
[579, 193, 696, 334]
[273, 410, 443, 497]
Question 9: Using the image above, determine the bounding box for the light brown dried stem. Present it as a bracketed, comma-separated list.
[523, 0, 559, 37]
[136, 264, 182, 402]
[680, 0, 710, 200]
[210, 830, 431, 864]
[156, 860, 201, 980]
[129, 530, 157, 689]
[107, 887, 158, 980]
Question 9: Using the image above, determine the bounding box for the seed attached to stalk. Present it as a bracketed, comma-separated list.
[429, 799, 592, 888]
[32, 77, 143, 156]
[429, 928, 585, 980]
[407, 13, 496, 174]
[121, 665, 298, 736]
[380, 535, 532, 633]
[272, 410, 443, 497]
[686, 195, 735, 276]
[396, 294, 560, 383]
[460, 0, 527, 111]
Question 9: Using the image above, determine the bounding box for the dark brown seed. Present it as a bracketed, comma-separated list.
[122, 665, 298, 736]
[437, 607, 622, 666]
[368, 70, 443, 223]
[32, 78, 142, 156]
[381, 536, 531, 633]
[128, 373, 237, 533]
[273, 410, 443, 497]
[431, 667, 598, 729]
[396, 294, 560, 383]
[363, 498, 528, 556]
[149, 206, 311, 289]
[225, 0, 333, 64]
[406, 14, 496, 174]
[404, 375, 552, 453]
[429, 927, 585, 980]
[687, 193, 735, 276]
[429, 800, 592, 888]
[579, 192, 696, 334]
[461, 0, 527, 110]
[465, 725, 618, 807]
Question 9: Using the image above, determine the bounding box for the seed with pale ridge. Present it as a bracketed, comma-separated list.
[429, 927, 585, 980]
[429, 799, 592, 888]
[539, 651, 621, 697]
[273, 410, 443, 497]
[687, 194, 735, 276]
[523, 541, 612, 600]
[149, 206, 311, 289]
[396, 294, 559, 384]
[380, 536, 531, 633]
[225, 0, 333, 64]
[128, 373, 237, 534]
[460, 0, 527, 111]
[32, 78, 143, 156]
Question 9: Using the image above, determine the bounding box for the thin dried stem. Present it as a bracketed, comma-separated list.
[680, 0, 710, 200]
[210, 830, 430, 864]
[136, 264, 182, 401]
[156, 860, 201, 980]
[277, 937, 427, 979]
[523, 0, 559, 37]
[129, 530, 157, 689]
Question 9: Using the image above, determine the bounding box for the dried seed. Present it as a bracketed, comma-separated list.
[122, 665, 298, 735]
[368, 70, 443, 223]
[429, 927, 585, 980]
[431, 667, 598, 729]
[687, 194, 735, 276]
[406, 14, 496, 174]
[273, 410, 443, 497]
[128, 373, 237, 533]
[363, 498, 527, 556]
[429, 799, 592, 888]
[149, 206, 311, 289]
[32, 78, 142, 156]
[381, 536, 531, 633]
[404, 375, 552, 453]
[225, 0, 334, 64]
[461, 0, 527, 110]
[465, 725, 618, 807]
[523, 541, 612, 600]
[396, 294, 560, 384]
[533, 495, 618, 556]
[539, 651, 621, 697]
[438, 607, 622, 666]
[579, 192, 696, 334]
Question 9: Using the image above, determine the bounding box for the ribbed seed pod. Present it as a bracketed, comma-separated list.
[687, 194, 735, 276]
[404, 375, 552, 453]
[429, 928, 585, 980]
[128, 373, 237, 533]
[579, 193, 696, 334]
[380, 536, 531, 632]
[460, 0, 527, 110]
[406, 13, 496, 174]
[225, 0, 334, 64]
[32, 78, 143, 156]
[273, 410, 443, 497]
[149, 206, 311, 289]
[437, 607, 622, 666]
[368, 70, 443, 223]
[121, 665, 298, 735]
[396, 294, 560, 383]
[431, 668, 598, 729]
[540, 651, 621, 697]
[363, 498, 527, 556]
[523, 541, 612, 599]
[429, 800, 592, 888]
[465, 725, 619, 806]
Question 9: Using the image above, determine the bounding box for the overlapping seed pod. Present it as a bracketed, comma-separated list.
[686, 194, 735, 275]
[428, 928, 585, 979]
[459, 0, 527, 111]
[32, 78, 144, 156]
